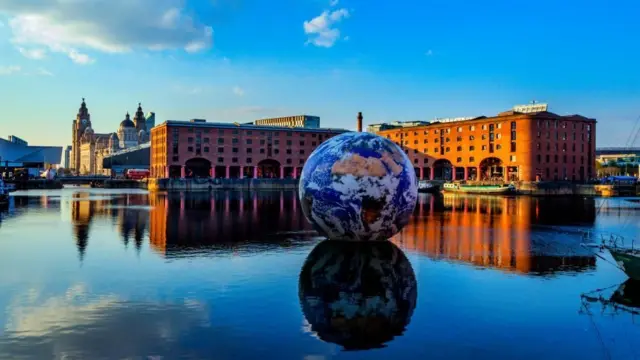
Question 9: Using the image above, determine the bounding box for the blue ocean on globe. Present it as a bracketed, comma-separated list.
[299, 132, 418, 241]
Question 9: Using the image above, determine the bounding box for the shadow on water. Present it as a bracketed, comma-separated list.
[392, 193, 598, 276]
[299, 240, 417, 351]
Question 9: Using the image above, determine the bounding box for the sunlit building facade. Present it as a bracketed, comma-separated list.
[376, 107, 597, 182]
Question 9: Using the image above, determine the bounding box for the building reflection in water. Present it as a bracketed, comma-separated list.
[149, 191, 314, 257]
[393, 193, 597, 275]
[299, 240, 417, 350]
[70, 192, 150, 260]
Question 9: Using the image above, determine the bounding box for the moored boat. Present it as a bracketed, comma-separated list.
[418, 180, 440, 194]
[609, 248, 640, 281]
[0, 177, 9, 206]
[442, 182, 516, 195]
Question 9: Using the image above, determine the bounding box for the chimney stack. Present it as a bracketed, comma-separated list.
[357, 112, 363, 132]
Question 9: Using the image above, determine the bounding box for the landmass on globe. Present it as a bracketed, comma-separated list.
[298, 132, 418, 242]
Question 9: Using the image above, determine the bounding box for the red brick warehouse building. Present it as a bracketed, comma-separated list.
[375, 104, 597, 182]
[150, 119, 347, 179]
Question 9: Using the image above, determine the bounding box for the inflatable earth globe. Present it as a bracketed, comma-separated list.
[298, 240, 418, 350]
[299, 132, 418, 242]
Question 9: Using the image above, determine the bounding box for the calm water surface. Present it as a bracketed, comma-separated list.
[0, 189, 639, 360]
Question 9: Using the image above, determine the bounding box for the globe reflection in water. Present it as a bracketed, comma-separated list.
[298, 240, 417, 350]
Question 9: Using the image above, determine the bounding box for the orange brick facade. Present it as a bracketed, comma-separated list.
[376, 111, 596, 182]
[150, 121, 346, 179]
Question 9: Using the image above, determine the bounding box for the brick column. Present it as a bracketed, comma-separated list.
[180, 166, 186, 178]
[293, 167, 298, 179]
[463, 167, 468, 180]
[239, 166, 244, 179]
[430, 167, 435, 180]
[253, 166, 258, 179]
[225, 166, 230, 179]
[280, 167, 284, 179]
[209, 167, 214, 178]
[419, 167, 424, 180]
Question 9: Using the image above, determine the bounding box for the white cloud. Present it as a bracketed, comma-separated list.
[18, 47, 47, 60]
[0, 0, 213, 64]
[36, 67, 54, 76]
[329, 0, 339, 6]
[68, 49, 94, 65]
[232, 86, 244, 96]
[426, 49, 433, 56]
[303, 8, 350, 48]
[0, 65, 21, 75]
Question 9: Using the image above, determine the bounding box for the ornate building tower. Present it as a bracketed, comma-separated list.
[133, 103, 146, 133]
[118, 112, 138, 149]
[71, 98, 91, 172]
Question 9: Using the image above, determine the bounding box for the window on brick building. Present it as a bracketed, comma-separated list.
[232, 138, 238, 144]
[188, 137, 194, 143]
[581, 144, 584, 152]
[546, 155, 550, 162]
[260, 140, 265, 145]
[482, 134, 487, 140]
[247, 158, 253, 163]
[482, 124, 487, 130]
[469, 146, 475, 151]
[414, 140, 418, 145]
[233, 148, 238, 153]
[312, 142, 316, 146]
[446, 147, 450, 152]
[536, 143, 541, 150]
[581, 156, 584, 164]
[286, 149, 292, 154]
[434, 147, 438, 152]
[413, 149, 417, 154]
[300, 141, 305, 146]
[482, 145, 487, 150]
[563, 155, 567, 163]
[510, 142, 516, 152]
[457, 127, 462, 132]
[188, 146, 193, 152]
[496, 144, 502, 150]
[246, 131, 252, 135]
[204, 147, 209, 153]
[274, 149, 279, 154]
[232, 157, 238, 163]
[562, 133, 567, 141]
[510, 155, 516, 162]
[300, 150, 305, 155]
[274, 132, 279, 136]
[457, 146, 462, 151]
[414, 159, 418, 164]
[218, 157, 224, 163]
[299, 159, 305, 164]
[469, 157, 475, 162]
[434, 138, 439, 143]
[555, 143, 559, 151]
[424, 158, 429, 164]
[286, 159, 292, 164]
[423, 148, 428, 153]
[247, 148, 252, 154]
[469, 135, 475, 141]
[554, 155, 558, 163]
[300, 133, 305, 137]
[204, 138, 210, 143]
[456, 136, 462, 141]
[573, 155, 576, 163]
[537, 154, 541, 163]
[562, 144, 567, 152]
[424, 130, 429, 135]
[217, 147, 224, 153]
[456, 157, 462, 162]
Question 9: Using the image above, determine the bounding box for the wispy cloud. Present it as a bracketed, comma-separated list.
[0, 65, 21, 75]
[329, 0, 339, 6]
[303, 8, 350, 48]
[18, 47, 46, 60]
[36, 67, 53, 76]
[232, 86, 244, 96]
[68, 50, 94, 65]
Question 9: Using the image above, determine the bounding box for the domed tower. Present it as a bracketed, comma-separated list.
[118, 112, 138, 149]
[133, 103, 146, 133]
[109, 133, 120, 152]
[72, 98, 92, 172]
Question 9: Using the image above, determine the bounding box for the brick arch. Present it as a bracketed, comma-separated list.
[432, 158, 453, 180]
[479, 156, 506, 180]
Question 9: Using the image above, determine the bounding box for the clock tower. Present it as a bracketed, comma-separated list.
[71, 98, 91, 172]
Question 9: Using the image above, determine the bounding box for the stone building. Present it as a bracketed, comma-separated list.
[70, 99, 153, 175]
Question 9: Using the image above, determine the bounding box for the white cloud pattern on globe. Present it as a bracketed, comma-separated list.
[299, 132, 418, 241]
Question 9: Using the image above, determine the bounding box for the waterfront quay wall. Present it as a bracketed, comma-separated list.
[148, 178, 300, 192]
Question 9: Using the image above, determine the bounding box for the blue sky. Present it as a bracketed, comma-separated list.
[0, 0, 638, 147]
